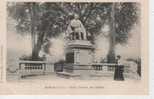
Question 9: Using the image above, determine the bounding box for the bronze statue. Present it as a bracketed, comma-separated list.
[66, 14, 87, 40]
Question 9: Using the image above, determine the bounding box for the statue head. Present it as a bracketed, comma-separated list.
[74, 13, 79, 20]
[117, 55, 121, 60]
[68, 12, 74, 20]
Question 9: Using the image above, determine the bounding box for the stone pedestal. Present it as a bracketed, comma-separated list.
[57, 40, 94, 78]
[66, 40, 94, 65]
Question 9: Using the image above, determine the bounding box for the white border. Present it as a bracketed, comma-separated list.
[0, 0, 152, 98]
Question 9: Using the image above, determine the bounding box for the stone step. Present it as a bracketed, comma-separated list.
[56, 72, 80, 79]
[56, 70, 115, 79]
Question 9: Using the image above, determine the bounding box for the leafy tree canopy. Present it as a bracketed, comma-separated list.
[7, 2, 140, 44]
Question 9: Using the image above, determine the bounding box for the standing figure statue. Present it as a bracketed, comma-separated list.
[66, 14, 87, 40]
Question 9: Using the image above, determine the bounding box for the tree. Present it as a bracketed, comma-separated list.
[7, 2, 139, 61]
[107, 3, 140, 63]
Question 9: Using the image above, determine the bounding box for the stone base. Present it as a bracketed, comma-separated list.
[56, 64, 114, 79]
[56, 72, 80, 79]
[58, 64, 92, 79]
[56, 70, 114, 80]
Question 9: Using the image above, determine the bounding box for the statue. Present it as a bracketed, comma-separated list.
[66, 14, 87, 40]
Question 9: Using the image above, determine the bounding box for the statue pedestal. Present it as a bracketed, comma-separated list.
[66, 40, 94, 65]
[57, 40, 95, 79]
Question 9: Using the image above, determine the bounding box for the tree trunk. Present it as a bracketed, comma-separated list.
[30, 3, 40, 60]
[107, 3, 116, 63]
[107, 34, 116, 63]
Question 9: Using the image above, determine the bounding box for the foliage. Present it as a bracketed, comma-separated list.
[7, 2, 140, 58]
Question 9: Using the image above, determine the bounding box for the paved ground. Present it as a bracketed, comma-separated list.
[6, 71, 140, 83]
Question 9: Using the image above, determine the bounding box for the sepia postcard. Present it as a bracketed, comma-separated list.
[0, 0, 148, 95]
